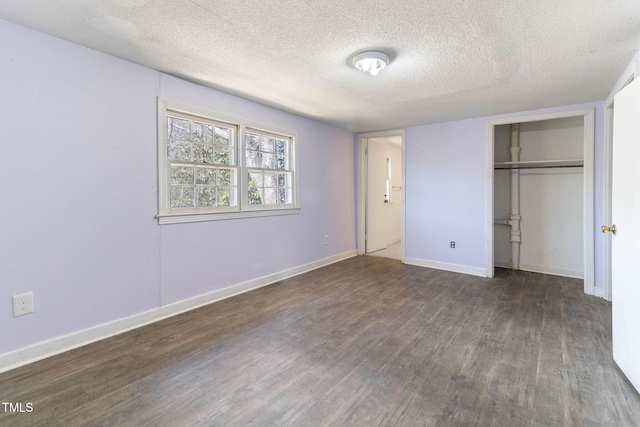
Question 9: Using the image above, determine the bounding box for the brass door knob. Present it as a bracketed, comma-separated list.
[602, 225, 617, 235]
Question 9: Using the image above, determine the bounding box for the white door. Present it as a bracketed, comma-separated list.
[365, 139, 387, 253]
[611, 78, 640, 393]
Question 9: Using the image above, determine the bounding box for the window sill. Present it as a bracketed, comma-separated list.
[157, 207, 301, 224]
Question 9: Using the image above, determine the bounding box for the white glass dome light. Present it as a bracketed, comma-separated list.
[352, 51, 391, 76]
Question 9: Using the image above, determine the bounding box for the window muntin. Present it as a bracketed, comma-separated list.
[158, 100, 299, 223]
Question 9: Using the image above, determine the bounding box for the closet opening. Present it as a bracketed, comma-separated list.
[486, 109, 595, 295]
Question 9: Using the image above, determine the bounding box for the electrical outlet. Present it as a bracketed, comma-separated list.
[13, 292, 34, 317]
[450, 241, 456, 249]
[324, 235, 329, 245]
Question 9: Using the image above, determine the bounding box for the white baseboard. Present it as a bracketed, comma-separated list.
[404, 258, 486, 277]
[519, 263, 583, 279]
[0, 250, 357, 374]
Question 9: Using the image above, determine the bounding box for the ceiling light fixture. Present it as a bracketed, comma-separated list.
[351, 51, 391, 76]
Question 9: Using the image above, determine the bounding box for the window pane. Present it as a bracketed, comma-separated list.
[218, 168, 232, 186]
[193, 143, 213, 163]
[202, 124, 214, 143]
[168, 117, 190, 140]
[192, 122, 213, 143]
[262, 153, 276, 169]
[264, 188, 277, 205]
[214, 146, 231, 165]
[276, 155, 287, 170]
[196, 187, 216, 207]
[277, 173, 287, 187]
[171, 166, 194, 185]
[248, 187, 263, 205]
[275, 139, 286, 156]
[277, 188, 287, 203]
[168, 140, 191, 161]
[171, 186, 194, 208]
[217, 187, 231, 206]
[196, 167, 215, 185]
[246, 133, 259, 150]
[249, 171, 263, 187]
[261, 137, 275, 153]
[215, 126, 231, 146]
[264, 172, 277, 188]
[246, 150, 260, 168]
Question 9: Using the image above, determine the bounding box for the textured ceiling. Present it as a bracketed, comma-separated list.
[1, 0, 639, 132]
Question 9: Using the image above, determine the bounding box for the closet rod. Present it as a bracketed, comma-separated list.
[494, 164, 584, 170]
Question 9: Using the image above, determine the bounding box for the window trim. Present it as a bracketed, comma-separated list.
[157, 98, 300, 224]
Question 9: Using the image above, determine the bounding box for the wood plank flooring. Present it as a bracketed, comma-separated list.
[1, 256, 639, 426]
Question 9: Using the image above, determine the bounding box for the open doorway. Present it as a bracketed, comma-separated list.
[357, 130, 406, 262]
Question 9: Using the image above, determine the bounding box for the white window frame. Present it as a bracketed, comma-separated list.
[157, 99, 300, 224]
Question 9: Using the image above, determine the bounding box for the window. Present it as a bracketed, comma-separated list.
[157, 99, 299, 224]
[385, 157, 391, 204]
[166, 113, 238, 210]
[246, 130, 293, 207]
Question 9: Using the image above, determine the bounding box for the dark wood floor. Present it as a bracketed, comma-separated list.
[1, 256, 639, 426]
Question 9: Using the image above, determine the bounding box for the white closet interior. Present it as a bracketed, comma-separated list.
[494, 116, 585, 278]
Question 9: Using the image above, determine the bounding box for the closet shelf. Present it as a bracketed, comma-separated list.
[494, 159, 584, 170]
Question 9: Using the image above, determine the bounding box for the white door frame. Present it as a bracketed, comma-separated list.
[603, 62, 636, 301]
[357, 130, 406, 261]
[486, 109, 595, 295]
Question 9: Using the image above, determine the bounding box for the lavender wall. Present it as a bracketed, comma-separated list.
[404, 101, 606, 289]
[0, 20, 355, 355]
[405, 119, 488, 269]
